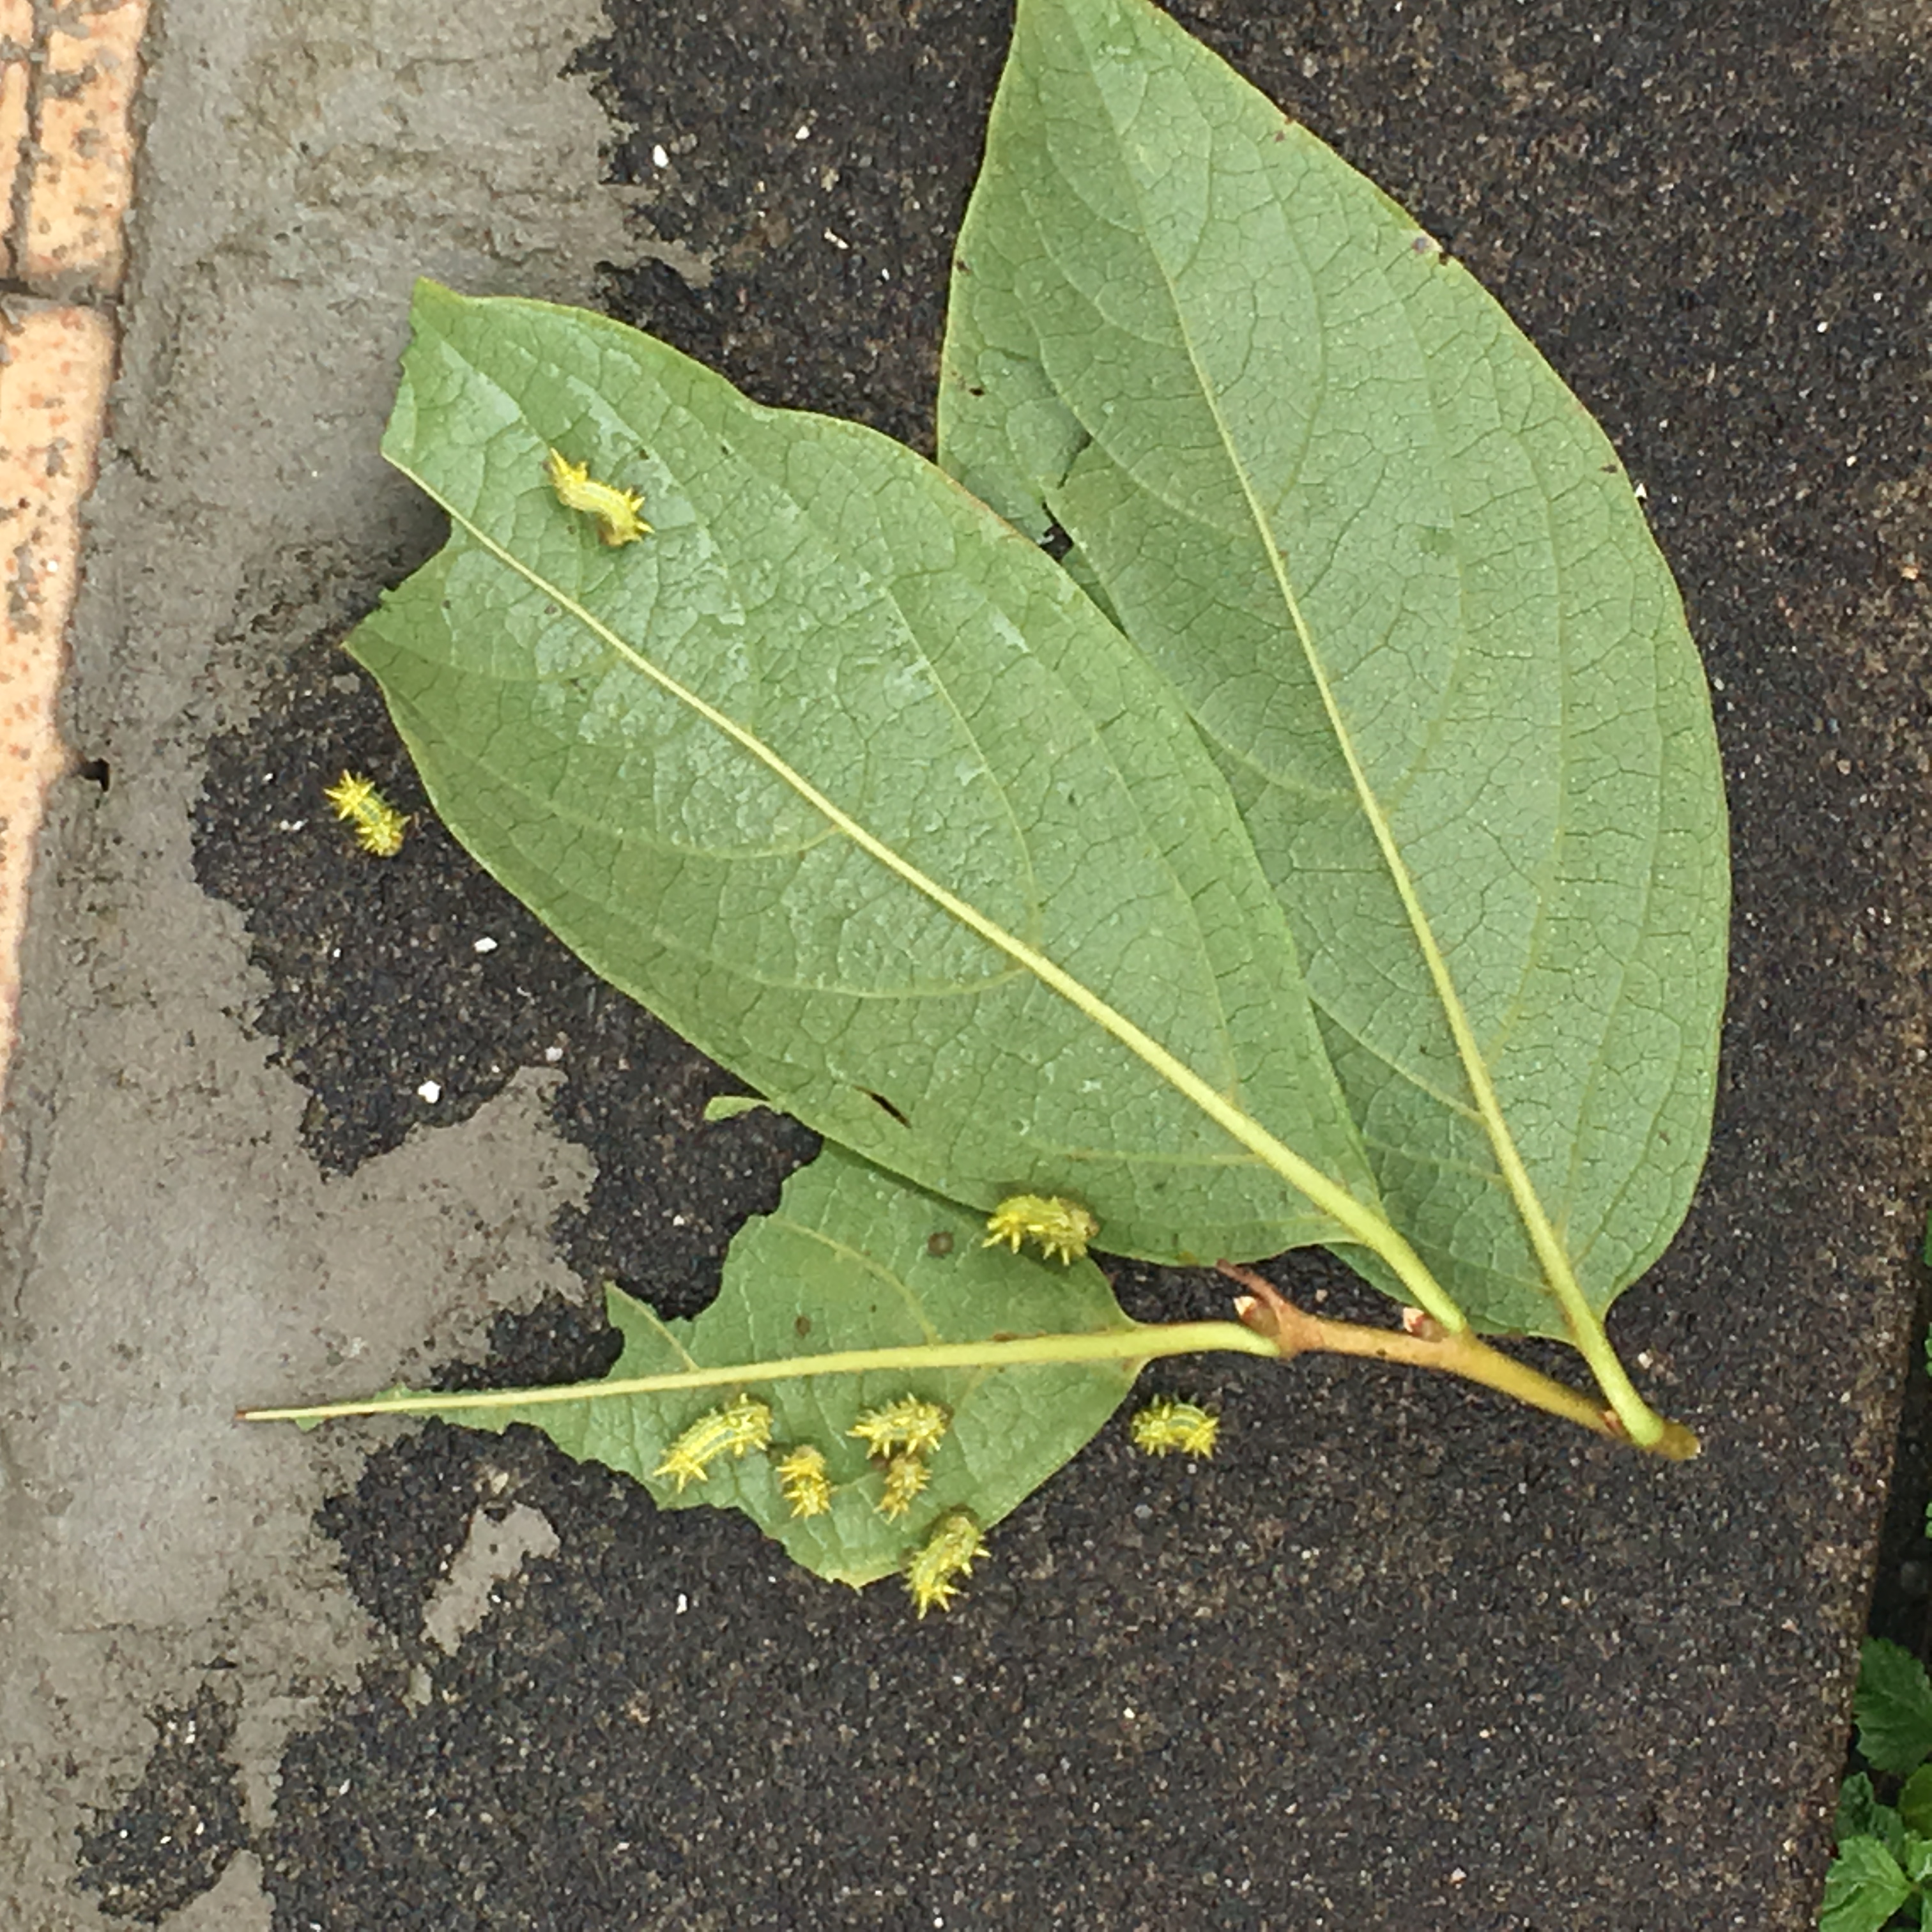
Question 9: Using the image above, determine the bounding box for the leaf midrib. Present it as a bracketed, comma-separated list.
[1047, 63, 1601, 1350]
[387, 422, 1468, 1326]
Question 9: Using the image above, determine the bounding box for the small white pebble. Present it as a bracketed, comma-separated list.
[417, 1080, 441, 1103]
[824, 229, 849, 250]
[675, 1593, 689, 1613]
[652, 143, 670, 169]
[795, 123, 811, 140]
[276, 818, 307, 833]
[543, 1044, 564, 1064]
[473, 936, 498, 954]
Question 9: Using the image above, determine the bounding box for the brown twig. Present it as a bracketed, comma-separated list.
[1215, 1262, 1698, 1460]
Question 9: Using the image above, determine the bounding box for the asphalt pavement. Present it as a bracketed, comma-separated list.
[5, 1, 1931, 1927]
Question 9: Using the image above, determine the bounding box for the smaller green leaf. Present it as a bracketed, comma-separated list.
[1885, 1811, 1916, 1869]
[1844, 1775, 1905, 1857]
[1821, 1839, 1916, 1932]
[387, 1145, 1145, 1591]
[1860, 1640, 1932, 1776]
[701, 1093, 770, 1123]
[360, 279, 1383, 1276]
[1901, 1768, 1932, 1841]
[1905, 1836, 1932, 1888]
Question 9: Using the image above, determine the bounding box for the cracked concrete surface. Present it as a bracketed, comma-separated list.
[420, 1504, 560, 1658]
[0, 1, 624, 1922]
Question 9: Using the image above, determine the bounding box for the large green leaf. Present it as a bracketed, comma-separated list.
[351, 280, 1381, 1269]
[390, 1144, 1143, 1588]
[937, 0, 1729, 1336]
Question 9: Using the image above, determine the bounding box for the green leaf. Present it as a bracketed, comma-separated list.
[1901, 1767, 1932, 1841]
[1844, 1775, 1898, 1850]
[937, 0, 1729, 1339]
[1860, 1640, 1932, 1775]
[701, 1093, 770, 1123]
[1841, 1774, 1910, 1864]
[385, 1144, 1142, 1587]
[1822, 1840, 1917, 1932]
[351, 279, 1389, 1274]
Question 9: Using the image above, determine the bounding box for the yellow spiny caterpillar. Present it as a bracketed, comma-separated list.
[982, 1193, 1099, 1266]
[1130, 1396, 1220, 1459]
[773, 1444, 832, 1519]
[905, 1510, 987, 1618]
[652, 1392, 772, 1492]
[322, 770, 408, 858]
[876, 1452, 931, 1522]
[849, 1396, 949, 1459]
[544, 448, 652, 547]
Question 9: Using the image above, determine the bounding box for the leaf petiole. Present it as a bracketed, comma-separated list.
[240, 1290, 1694, 1457]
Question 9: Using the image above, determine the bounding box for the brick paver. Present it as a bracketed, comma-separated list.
[26, 0, 147, 292]
[0, 0, 147, 1120]
[0, 2, 32, 281]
